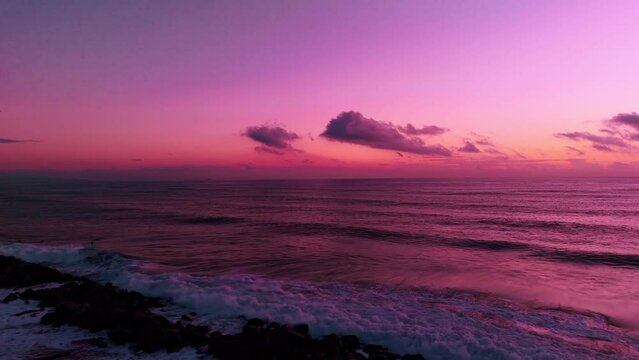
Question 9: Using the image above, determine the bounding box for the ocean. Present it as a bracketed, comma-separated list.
[1, 177, 638, 359]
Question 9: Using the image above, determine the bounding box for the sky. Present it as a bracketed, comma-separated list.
[1, 0, 639, 179]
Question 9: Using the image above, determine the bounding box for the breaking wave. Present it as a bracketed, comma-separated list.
[1, 242, 638, 360]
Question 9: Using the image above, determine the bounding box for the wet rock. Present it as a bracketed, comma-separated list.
[40, 311, 64, 327]
[292, 323, 310, 336]
[341, 334, 361, 350]
[0, 255, 74, 288]
[401, 355, 427, 360]
[107, 328, 135, 345]
[72, 337, 108, 348]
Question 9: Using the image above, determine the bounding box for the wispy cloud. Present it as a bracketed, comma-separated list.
[0, 138, 35, 144]
[556, 112, 639, 153]
[606, 112, 639, 140]
[398, 124, 448, 136]
[565, 146, 584, 156]
[555, 131, 630, 152]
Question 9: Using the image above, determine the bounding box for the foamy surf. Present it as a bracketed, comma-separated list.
[1, 242, 638, 359]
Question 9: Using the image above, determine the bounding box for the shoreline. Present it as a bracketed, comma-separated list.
[0, 255, 425, 359]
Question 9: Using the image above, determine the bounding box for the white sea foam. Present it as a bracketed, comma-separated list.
[2, 242, 638, 359]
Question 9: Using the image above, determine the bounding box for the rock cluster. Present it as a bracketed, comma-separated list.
[1, 255, 426, 359]
[0, 254, 73, 287]
[209, 317, 425, 360]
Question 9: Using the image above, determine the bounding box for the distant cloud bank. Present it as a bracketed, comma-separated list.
[556, 112, 639, 153]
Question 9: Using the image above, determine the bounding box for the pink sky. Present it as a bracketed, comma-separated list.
[2, 0, 639, 178]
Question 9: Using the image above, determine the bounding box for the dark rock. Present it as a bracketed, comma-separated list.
[342, 334, 361, 350]
[0, 255, 74, 288]
[364, 344, 389, 354]
[72, 337, 109, 348]
[402, 354, 427, 360]
[107, 328, 136, 345]
[41, 311, 63, 327]
[246, 317, 267, 327]
[292, 323, 310, 336]
[2, 292, 18, 303]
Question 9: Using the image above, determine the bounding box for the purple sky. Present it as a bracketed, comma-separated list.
[2, 0, 639, 178]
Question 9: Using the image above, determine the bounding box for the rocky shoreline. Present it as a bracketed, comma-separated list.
[1, 255, 426, 360]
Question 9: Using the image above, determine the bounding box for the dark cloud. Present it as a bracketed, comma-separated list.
[0, 138, 33, 144]
[398, 124, 448, 136]
[607, 112, 639, 141]
[243, 125, 299, 149]
[458, 141, 481, 153]
[243, 125, 300, 155]
[555, 131, 629, 151]
[609, 112, 639, 129]
[396, 152, 404, 157]
[320, 111, 452, 156]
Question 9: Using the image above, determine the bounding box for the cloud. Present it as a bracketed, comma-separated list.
[512, 150, 527, 159]
[607, 112, 639, 140]
[254, 145, 284, 155]
[0, 138, 33, 144]
[468, 133, 495, 147]
[555, 131, 630, 151]
[243, 125, 300, 155]
[398, 124, 448, 136]
[565, 146, 585, 156]
[592, 144, 614, 152]
[320, 111, 452, 156]
[396, 152, 404, 157]
[556, 112, 639, 153]
[475, 138, 493, 146]
[609, 112, 639, 129]
[130, 158, 143, 162]
[458, 141, 481, 153]
[484, 148, 505, 155]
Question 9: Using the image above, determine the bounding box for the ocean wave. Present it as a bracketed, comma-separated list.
[450, 238, 639, 268]
[264, 221, 419, 240]
[530, 249, 639, 268]
[177, 216, 245, 225]
[475, 218, 626, 233]
[452, 239, 532, 251]
[1, 242, 638, 360]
